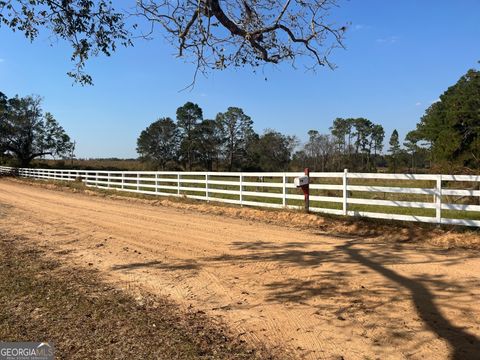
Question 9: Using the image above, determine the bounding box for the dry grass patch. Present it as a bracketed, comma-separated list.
[0, 232, 275, 360]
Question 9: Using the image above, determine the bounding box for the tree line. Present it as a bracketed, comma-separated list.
[2, 67, 479, 172]
[136, 102, 298, 171]
[137, 68, 480, 173]
[136, 106, 391, 172]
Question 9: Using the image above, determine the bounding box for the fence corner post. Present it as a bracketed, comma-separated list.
[282, 173, 287, 208]
[343, 168, 348, 216]
[436, 174, 442, 225]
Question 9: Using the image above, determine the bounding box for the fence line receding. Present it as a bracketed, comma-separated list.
[1, 166, 480, 227]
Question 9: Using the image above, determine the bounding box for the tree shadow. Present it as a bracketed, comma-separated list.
[207, 238, 480, 358]
[111, 260, 200, 272]
[338, 240, 480, 359]
[230, 240, 317, 250]
[209, 237, 475, 269]
[107, 235, 480, 358]
[0, 203, 13, 219]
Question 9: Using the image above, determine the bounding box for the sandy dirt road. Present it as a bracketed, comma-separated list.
[0, 179, 479, 359]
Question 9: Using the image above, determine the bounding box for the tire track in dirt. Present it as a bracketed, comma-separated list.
[1, 182, 335, 356]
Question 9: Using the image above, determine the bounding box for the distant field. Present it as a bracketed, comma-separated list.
[33, 159, 149, 171]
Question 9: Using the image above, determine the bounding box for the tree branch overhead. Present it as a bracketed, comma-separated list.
[1, 0, 347, 83]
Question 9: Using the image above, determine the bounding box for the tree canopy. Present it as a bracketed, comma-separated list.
[0, 92, 74, 166]
[136, 117, 180, 170]
[176, 102, 203, 170]
[136, 102, 391, 172]
[413, 69, 480, 168]
[0, 1, 130, 85]
[329, 117, 385, 171]
[246, 129, 298, 171]
[216, 107, 254, 171]
[0, 0, 346, 84]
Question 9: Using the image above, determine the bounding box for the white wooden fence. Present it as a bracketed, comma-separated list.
[1, 166, 480, 227]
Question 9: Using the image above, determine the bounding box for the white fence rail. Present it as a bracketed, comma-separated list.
[1, 166, 480, 227]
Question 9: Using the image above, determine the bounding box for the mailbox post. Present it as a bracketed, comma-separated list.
[294, 168, 310, 213]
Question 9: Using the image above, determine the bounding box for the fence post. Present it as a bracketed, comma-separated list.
[177, 173, 181, 196]
[436, 174, 442, 225]
[121, 173, 125, 190]
[282, 173, 286, 208]
[240, 173, 243, 206]
[304, 168, 310, 213]
[137, 173, 140, 191]
[205, 173, 209, 201]
[96, 172, 99, 187]
[155, 173, 158, 193]
[107, 172, 110, 189]
[343, 168, 348, 216]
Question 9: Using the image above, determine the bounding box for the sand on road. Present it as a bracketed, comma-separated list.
[0, 179, 479, 359]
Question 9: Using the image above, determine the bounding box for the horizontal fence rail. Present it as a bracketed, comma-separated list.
[1, 166, 480, 227]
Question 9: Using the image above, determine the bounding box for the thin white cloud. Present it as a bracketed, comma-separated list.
[376, 36, 399, 44]
[352, 24, 372, 31]
[415, 102, 422, 106]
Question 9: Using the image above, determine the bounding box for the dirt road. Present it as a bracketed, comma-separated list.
[1, 179, 479, 359]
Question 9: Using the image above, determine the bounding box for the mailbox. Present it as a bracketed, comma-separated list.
[294, 175, 309, 187]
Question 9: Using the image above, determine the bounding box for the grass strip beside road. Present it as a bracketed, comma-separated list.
[0, 232, 274, 360]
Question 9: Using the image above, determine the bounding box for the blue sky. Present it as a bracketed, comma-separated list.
[1, 0, 479, 158]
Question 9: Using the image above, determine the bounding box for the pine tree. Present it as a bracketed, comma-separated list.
[388, 129, 401, 172]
